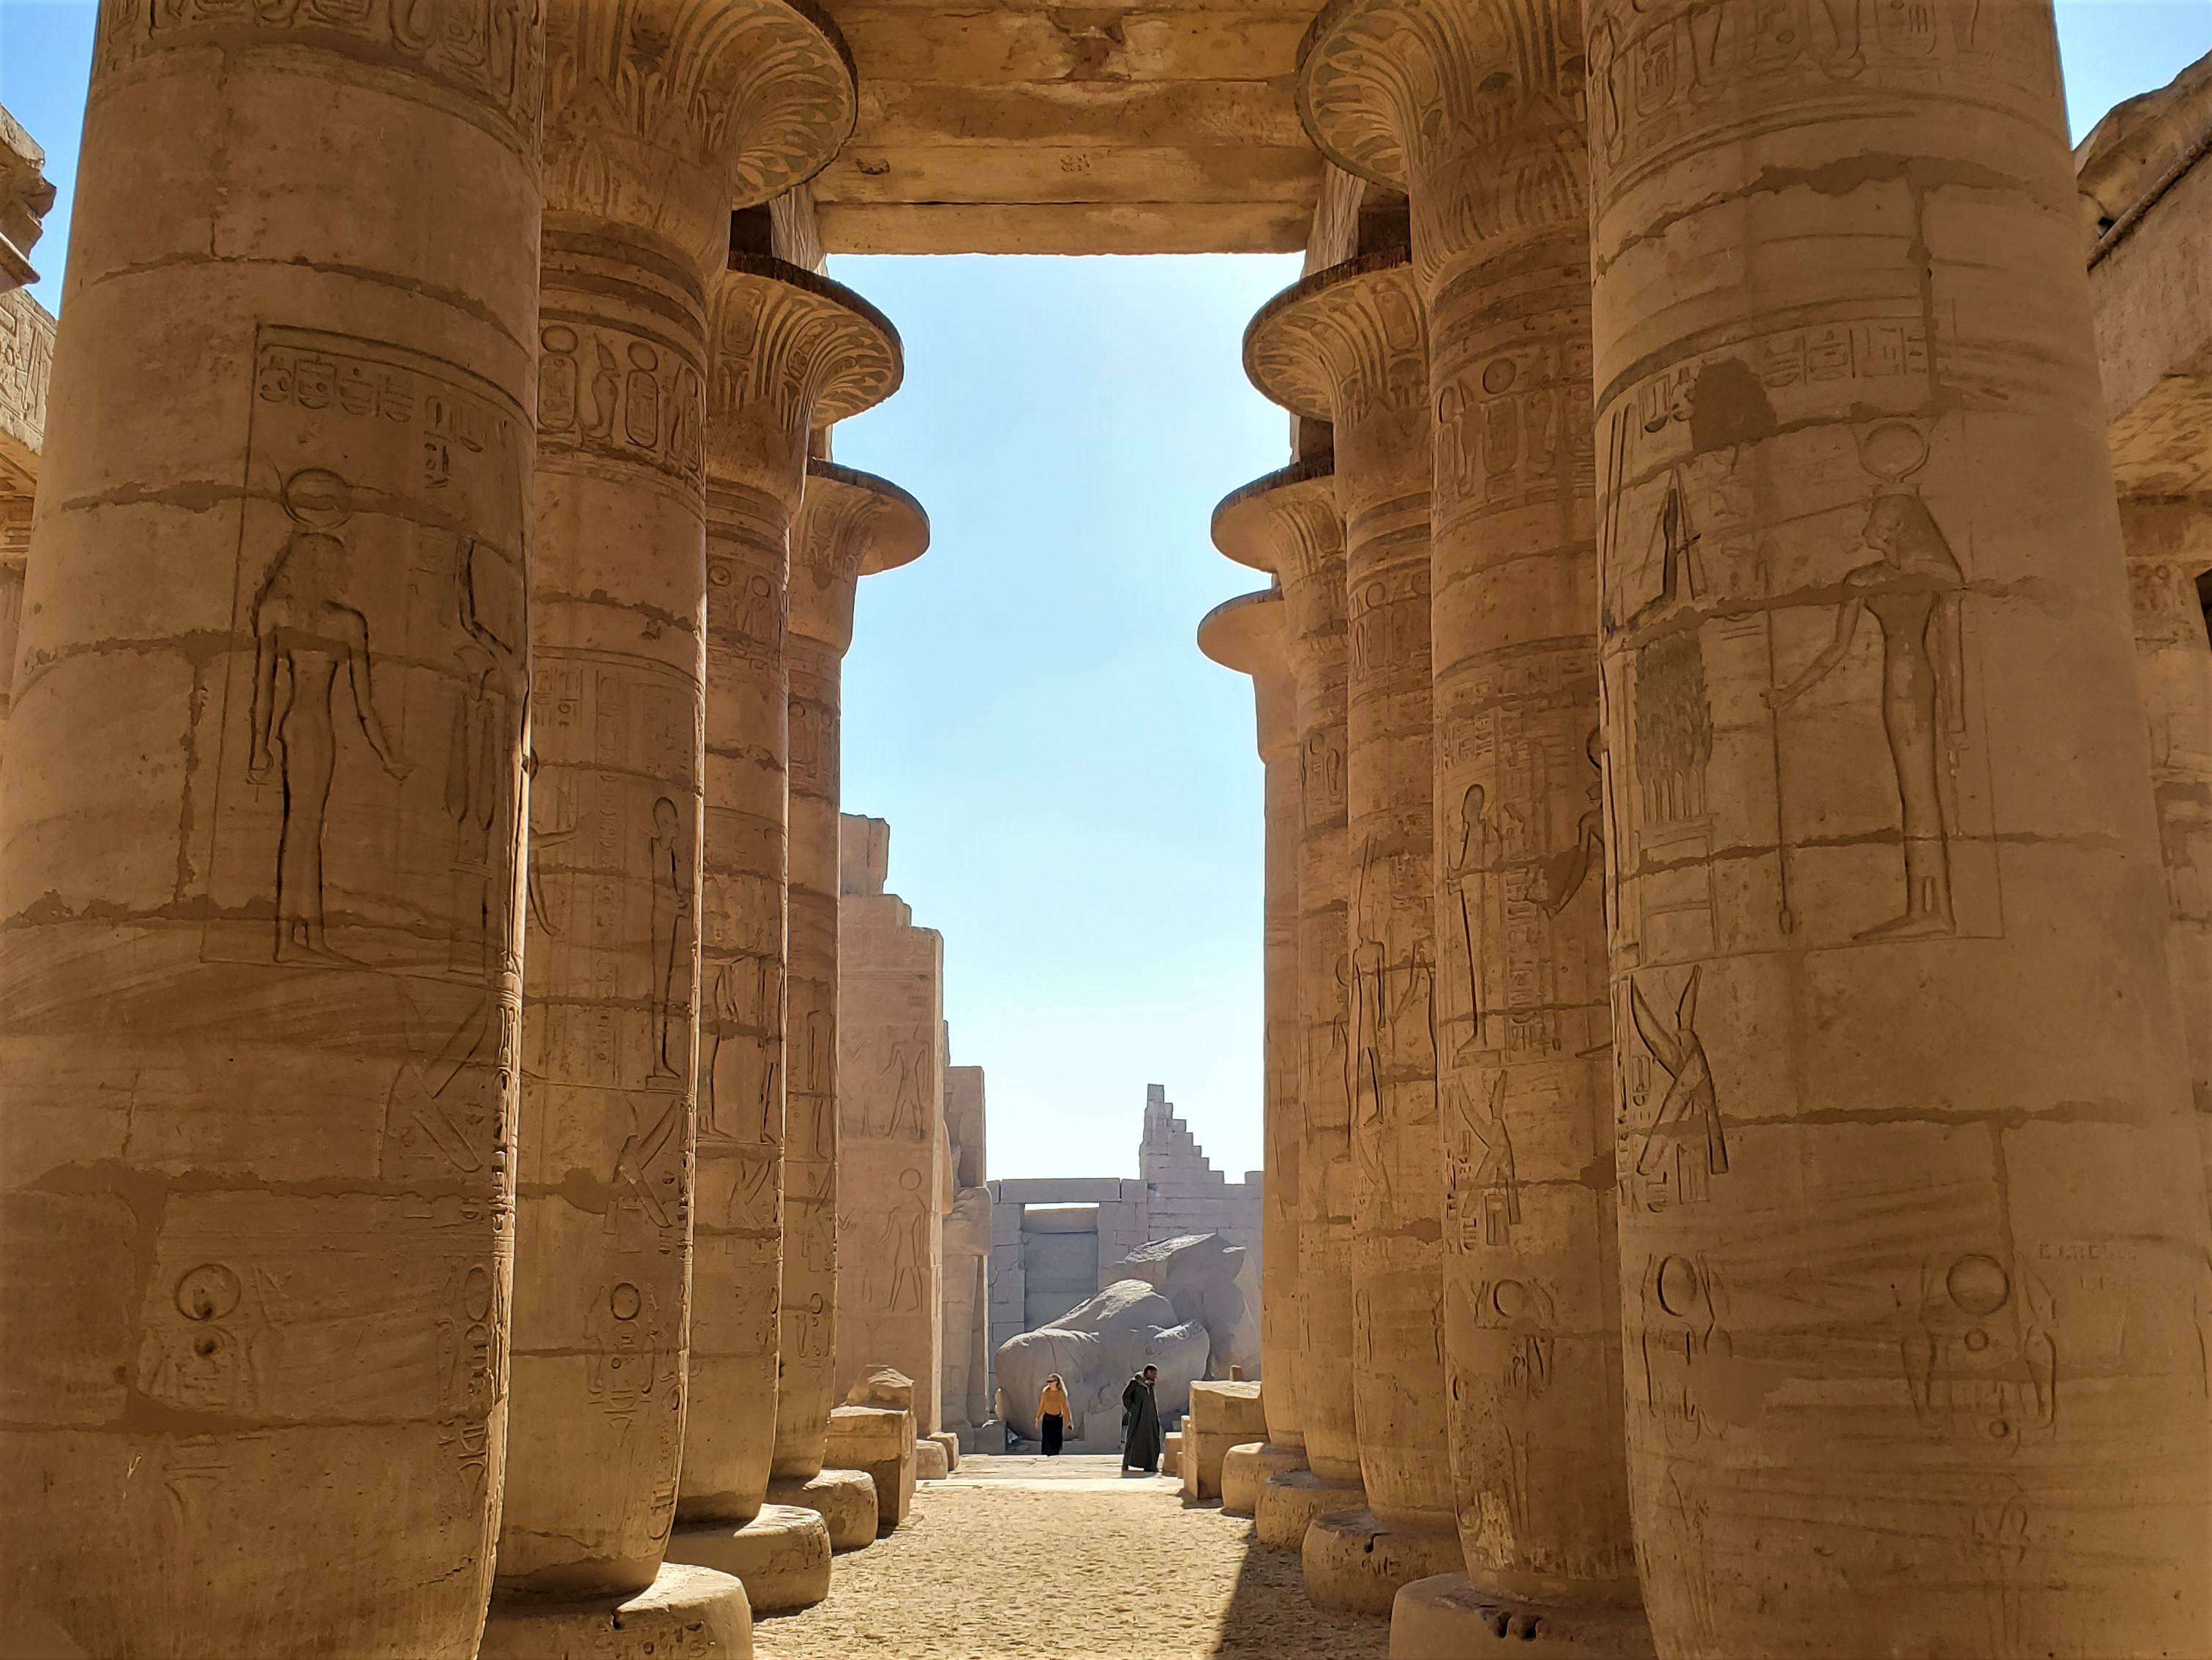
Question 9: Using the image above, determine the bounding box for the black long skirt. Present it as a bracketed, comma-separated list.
[1041, 1413, 1065, 1456]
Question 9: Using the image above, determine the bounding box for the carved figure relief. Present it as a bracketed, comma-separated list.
[609, 1094, 689, 1253]
[203, 329, 530, 996]
[584, 1279, 675, 1416]
[1445, 1071, 1521, 1250]
[1627, 967, 1726, 1211]
[1767, 424, 1966, 940]
[646, 796, 692, 1082]
[887, 1167, 930, 1313]
[380, 982, 511, 1184]
[1641, 1251, 1731, 1447]
[1901, 1253, 2057, 1453]
[702, 956, 781, 1142]
[1473, 1276, 1558, 1403]
[138, 1262, 264, 1413]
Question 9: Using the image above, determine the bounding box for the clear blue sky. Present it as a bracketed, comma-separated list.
[2, 4, 2205, 1181]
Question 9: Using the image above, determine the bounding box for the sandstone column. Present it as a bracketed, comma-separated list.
[1584, 4, 2212, 1653]
[487, 1, 855, 1645]
[836, 815, 948, 1437]
[771, 457, 927, 1513]
[1247, 252, 1461, 1612]
[1212, 454, 1368, 1544]
[1297, 6, 1650, 1652]
[0, 4, 543, 1653]
[663, 253, 900, 1614]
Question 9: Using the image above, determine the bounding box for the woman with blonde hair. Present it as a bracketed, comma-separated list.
[1038, 1373, 1073, 1457]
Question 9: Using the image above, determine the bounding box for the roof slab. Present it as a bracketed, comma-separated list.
[810, 3, 1324, 255]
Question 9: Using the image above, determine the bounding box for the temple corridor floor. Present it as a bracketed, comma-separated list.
[754, 1454, 1392, 1659]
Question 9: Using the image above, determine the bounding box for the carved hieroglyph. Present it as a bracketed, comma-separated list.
[775, 459, 927, 1480]
[1215, 456, 1361, 1487]
[0, 2, 542, 1653]
[1586, 4, 2212, 1653]
[1247, 252, 1457, 1555]
[1196, 586, 1303, 1451]
[499, 0, 855, 1599]
[1300, 0, 1645, 1627]
[836, 816, 948, 1436]
[682, 256, 901, 1528]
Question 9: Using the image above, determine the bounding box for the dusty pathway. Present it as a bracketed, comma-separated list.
[754, 1454, 1391, 1660]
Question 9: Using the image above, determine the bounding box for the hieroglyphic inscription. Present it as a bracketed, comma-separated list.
[538, 320, 704, 483]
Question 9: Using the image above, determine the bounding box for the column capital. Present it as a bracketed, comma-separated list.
[1212, 457, 1347, 683]
[1296, 0, 1587, 288]
[790, 457, 929, 653]
[545, 0, 856, 277]
[1245, 248, 1426, 429]
[706, 256, 903, 509]
[1199, 588, 1296, 763]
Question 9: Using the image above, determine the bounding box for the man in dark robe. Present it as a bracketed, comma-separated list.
[1121, 1364, 1162, 1472]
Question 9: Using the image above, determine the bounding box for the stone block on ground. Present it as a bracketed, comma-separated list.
[767, 1468, 879, 1553]
[1302, 1510, 1463, 1618]
[844, 1366, 915, 1415]
[1180, 1380, 1269, 1502]
[915, 1437, 950, 1480]
[926, 1429, 960, 1472]
[826, 1404, 916, 1532]
[1163, 1431, 1183, 1478]
[479, 1562, 752, 1659]
[1221, 1442, 1306, 1517]
[1390, 1574, 1656, 1660]
[667, 1505, 833, 1615]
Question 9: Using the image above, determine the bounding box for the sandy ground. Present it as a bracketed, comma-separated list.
[754, 1454, 1391, 1660]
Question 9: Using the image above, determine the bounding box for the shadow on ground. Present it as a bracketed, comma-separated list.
[1210, 1521, 1390, 1659]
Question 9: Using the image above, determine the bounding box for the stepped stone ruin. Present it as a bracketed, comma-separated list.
[1, 7, 2209, 1659]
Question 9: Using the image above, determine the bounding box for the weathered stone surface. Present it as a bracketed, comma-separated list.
[1389, 1572, 1654, 1660]
[766, 1468, 879, 1553]
[943, 1181, 994, 1431]
[837, 815, 948, 1433]
[687, 255, 901, 1530]
[1256, 1471, 1368, 1554]
[666, 1504, 833, 1615]
[1180, 1381, 1270, 1503]
[480, 1561, 754, 1659]
[1587, 3, 2212, 1651]
[926, 1429, 961, 1473]
[1302, 1510, 1463, 1618]
[776, 460, 928, 1483]
[824, 1403, 916, 1533]
[0, 105, 53, 290]
[994, 1280, 1212, 1443]
[914, 1437, 951, 1481]
[0, 10, 541, 1652]
[1221, 1443, 1307, 1519]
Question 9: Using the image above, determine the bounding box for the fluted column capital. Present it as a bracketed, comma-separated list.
[1245, 248, 1427, 429]
[1297, 0, 1588, 290]
[789, 457, 929, 654]
[1212, 457, 1346, 679]
[705, 257, 902, 514]
[544, 0, 856, 278]
[1199, 588, 1297, 764]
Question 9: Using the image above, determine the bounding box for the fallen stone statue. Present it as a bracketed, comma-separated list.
[994, 1282, 1210, 1446]
[1111, 1233, 1261, 1381]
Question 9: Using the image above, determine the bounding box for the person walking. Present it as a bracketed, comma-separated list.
[1038, 1374, 1073, 1456]
[1121, 1364, 1162, 1473]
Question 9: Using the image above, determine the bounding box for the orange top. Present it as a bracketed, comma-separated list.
[1039, 1380, 1072, 1419]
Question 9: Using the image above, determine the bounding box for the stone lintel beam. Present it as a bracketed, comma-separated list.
[773, 455, 928, 1485]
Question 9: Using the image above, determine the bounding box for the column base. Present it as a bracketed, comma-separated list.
[665, 1505, 833, 1615]
[1221, 1442, 1307, 1517]
[479, 1562, 751, 1659]
[1302, 1511, 1463, 1617]
[1255, 1469, 1365, 1552]
[915, 1437, 951, 1481]
[1390, 1574, 1657, 1660]
[767, 1469, 879, 1552]
[926, 1430, 961, 1472]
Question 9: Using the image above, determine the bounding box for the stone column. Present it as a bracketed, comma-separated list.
[1247, 252, 1461, 1613]
[1237, 457, 1363, 1524]
[836, 814, 948, 1437]
[1584, 4, 2212, 1653]
[0, 112, 50, 764]
[770, 457, 928, 1508]
[487, 1, 855, 1645]
[662, 256, 899, 1613]
[1194, 585, 1300, 1401]
[1298, 6, 1650, 1651]
[0, 0, 543, 1650]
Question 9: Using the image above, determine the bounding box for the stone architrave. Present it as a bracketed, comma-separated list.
[1195, 586, 1303, 1449]
[681, 253, 901, 1536]
[1586, 4, 2212, 1652]
[836, 815, 948, 1434]
[774, 460, 928, 1483]
[1298, 5, 1649, 1649]
[1246, 250, 1461, 1609]
[0, 2, 544, 1652]
[1213, 455, 1364, 1500]
[494, 0, 855, 1615]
